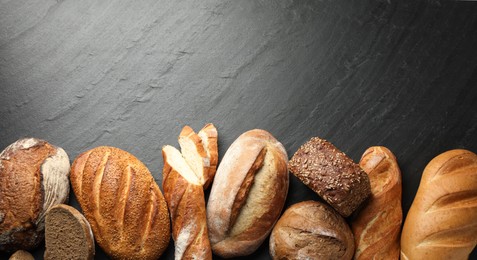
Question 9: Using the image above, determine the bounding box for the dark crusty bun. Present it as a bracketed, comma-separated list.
[0, 138, 70, 252]
[9, 250, 34, 260]
[288, 137, 371, 217]
[44, 204, 94, 260]
[207, 129, 289, 258]
[269, 200, 354, 260]
[70, 146, 170, 259]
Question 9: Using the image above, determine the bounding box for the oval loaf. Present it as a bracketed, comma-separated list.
[401, 149, 477, 260]
[70, 146, 170, 259]
[0, 138, 70, 252]
[207, 129, 288, 258]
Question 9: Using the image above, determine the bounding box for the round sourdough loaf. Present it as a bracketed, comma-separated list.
[70, 146, 170, 260]
[0, 138, 70, 252]
[270, 200, 355, 260]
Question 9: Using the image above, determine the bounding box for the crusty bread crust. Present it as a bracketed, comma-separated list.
[0, 138, 70, 252]
[197, 123, 218, 189]
[207, 129, 288, 258]
[401, 149, 477, 260]
[351, 146, 402, 259]
[288, 137, 371, 217]
[162, 147, 212, 260]
[70, 146, 170, 260]
[270, 200, 354, 260]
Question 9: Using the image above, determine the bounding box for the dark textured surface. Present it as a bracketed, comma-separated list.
[1, 0, 476, 259]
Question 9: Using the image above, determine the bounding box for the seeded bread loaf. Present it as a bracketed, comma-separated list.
[70, 146, 170, 259]
[44, 204, 94, 260]
[288, 137, 371, 217]
[207, 129, 289, 258]
[0, 138, 70, 252]
[269, 200, 354, 260]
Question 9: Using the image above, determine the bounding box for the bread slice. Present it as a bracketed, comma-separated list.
[9, 250, 34, 260]
[179, 126, 209, 185]
[179, 124, 218, 189]
[197, 123, 218, 188]
[44, 204, 94, 260]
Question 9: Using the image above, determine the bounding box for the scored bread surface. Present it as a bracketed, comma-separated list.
[351, 146, 402, 260]
[207, 129, 289, 258]
[70, 146, 170, 260]
[401, 149, 477, 260]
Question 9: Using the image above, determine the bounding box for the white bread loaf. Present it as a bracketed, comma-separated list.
[401, 149, 477, 259]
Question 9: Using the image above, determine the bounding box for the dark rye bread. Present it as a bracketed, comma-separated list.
[269, 200, 354, 260]
[44, 204, 94, 260]
[288, 137, 371, 217]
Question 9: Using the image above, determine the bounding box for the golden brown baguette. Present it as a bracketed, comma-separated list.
[197, 123, 218, 188]
[351, 146, 402, 260]
[70, 146, 170, 260]
[207, 129, 288, 258]
[0, 138, 70, 252]
[162, 145, 212, 260]
[270, 201, 355, 260]
[179, 124, 218, 190]
[401, 149, 477, 260]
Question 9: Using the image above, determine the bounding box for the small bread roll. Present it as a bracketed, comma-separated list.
[270, 200, 354, 260]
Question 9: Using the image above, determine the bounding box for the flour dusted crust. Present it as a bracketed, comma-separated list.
[207, 129, 289, 258]
[0, 138, 70, 252]
[288, 137, 371, 217]
[70, 146, 170, 259]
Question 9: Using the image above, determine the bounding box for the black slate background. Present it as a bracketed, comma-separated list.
[1, 0, 477, 259]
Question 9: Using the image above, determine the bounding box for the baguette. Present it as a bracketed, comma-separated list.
[401, 149, 477, 259]
[70, 146, 170, 259]
[351, 146, 402, 260]
[0, 138, 70, 252]
[207, 129, 288, 258]
[162, 145, 212, 260]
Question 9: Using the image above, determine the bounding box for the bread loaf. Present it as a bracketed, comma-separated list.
[44, 204, 94, 260]
[178, 123, 218, 189]
[207, 129, 288, 258]
[70, 146, 170, 259]
[0, 138, 70, 252]
[162, 145, 212, 260]
[288, 137, 371, 217]
[9, 250, 34, 260]
[401, 149, 477, 259]
[269, 200, 354, 260]
[351, 146, 402, 259]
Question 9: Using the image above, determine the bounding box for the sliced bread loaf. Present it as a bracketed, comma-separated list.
[44, 204, 94, 260]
